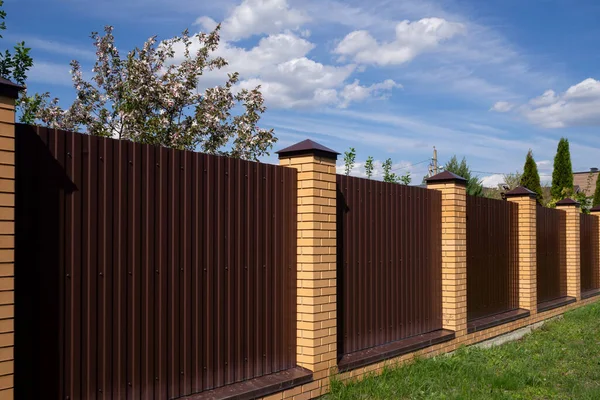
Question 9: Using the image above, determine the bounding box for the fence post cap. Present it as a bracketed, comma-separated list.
[425, 171, 467, 186]
[590, 206, 600, 213]
[504, 186, 537, 199]
[556, 198, 580, 207]
[0, 77, 24, 99]
[276, 139, 339, 161]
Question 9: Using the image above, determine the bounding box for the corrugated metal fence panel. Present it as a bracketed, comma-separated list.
[15, 124, 298, 399]
[336, 175, 442, 357]
[580, 213, 599, 292]
[466, 196, 519, 321]
[536, 206, 567, 303]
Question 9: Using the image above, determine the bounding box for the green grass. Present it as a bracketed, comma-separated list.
[326, 301, 600, 400]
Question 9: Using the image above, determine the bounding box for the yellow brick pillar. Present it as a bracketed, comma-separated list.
[277, 140, 338, 390]
[0, 78, 22, 400]
[505, 187, 538, 313]
[426, 171, 467, 336]
[556, 198, 581, 300]
[591, 206, 600, 289]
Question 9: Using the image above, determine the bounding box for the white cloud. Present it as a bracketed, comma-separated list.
[490, 101, 514, 113]
[529, 90, 558, 107]
[503, 78, 600, 128]
[187, 15, 400, 108]
[14, 36, 96, 60]
[564, 78, 600, 99]
[334, 18, 465, 66]
[339, 79, 401, 108]
[212, 38, 360, 108]
[237, 75, 398, 109]
[481, 174, 504, 188]
[194, 16, 219, 31]
[27, 61, 73, 86]
[536, 160, 552, 177]
[198, 0, 309, 41]
[218, 32, 316, 76]
[237, 78, 333, 108]
[536, 160, 551, 169]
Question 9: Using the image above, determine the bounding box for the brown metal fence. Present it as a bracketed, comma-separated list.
[466, 196, 519, 321]
[336, 176, 442, 357]
[536, 206, 567, 304]
[15, 124, 298, 399]
[580, 213, 599, 293]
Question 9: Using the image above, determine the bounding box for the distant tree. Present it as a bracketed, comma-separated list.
[343, 147, 356, 176]
[594, 174, 600, 207]
[576, 172, 596, 213]
[520, 149, 543, 201]
[382, 158, 398, 183]
[575, 190, 592, 214]
[444, 155, 483, 196]
[580, 171, 596, 194]
[364, 156, 374, 179]
[400, 171, 411, 185]
[551, 138, 574, 200]
[541, 182, 553, 206]
[503, 171, 522, 191]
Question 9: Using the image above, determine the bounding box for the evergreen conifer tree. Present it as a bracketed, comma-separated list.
[444, 155, 483, 196]
[551, 138, 574, 200]
[520, 149, 543, 201]
[593, 174, 600, 207]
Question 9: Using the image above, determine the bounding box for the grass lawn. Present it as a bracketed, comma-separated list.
[326, 301, 600, 400]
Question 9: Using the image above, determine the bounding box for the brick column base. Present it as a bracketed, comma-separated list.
[277, 140, 339, 394]
[591, 207, 600, 289]
[506, 187, 538, 313]
[0, 79, 22, 400]
[557, 199, 581, 300]
[427, 171, 468, 336]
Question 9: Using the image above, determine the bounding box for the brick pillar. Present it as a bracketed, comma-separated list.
[277, 140, 338, 385]
[591, 206, 600, 289]
[0, 78, 22, 400]
[557, 198, 581, 300]
[426, 171, 467, 335]
[505, 187, 538, 313]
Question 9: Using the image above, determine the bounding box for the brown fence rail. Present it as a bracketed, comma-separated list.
[466, 196, 519, 321]
[336, 176, 442, 357]
[15, 124, 298, 399]
[536, 206, 567, 304]
[580, 213, 599, 293]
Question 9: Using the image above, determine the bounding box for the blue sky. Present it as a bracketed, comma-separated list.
[7, 0, 600, 187]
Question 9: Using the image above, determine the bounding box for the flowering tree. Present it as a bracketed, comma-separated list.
[25, 26, 276, 160]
